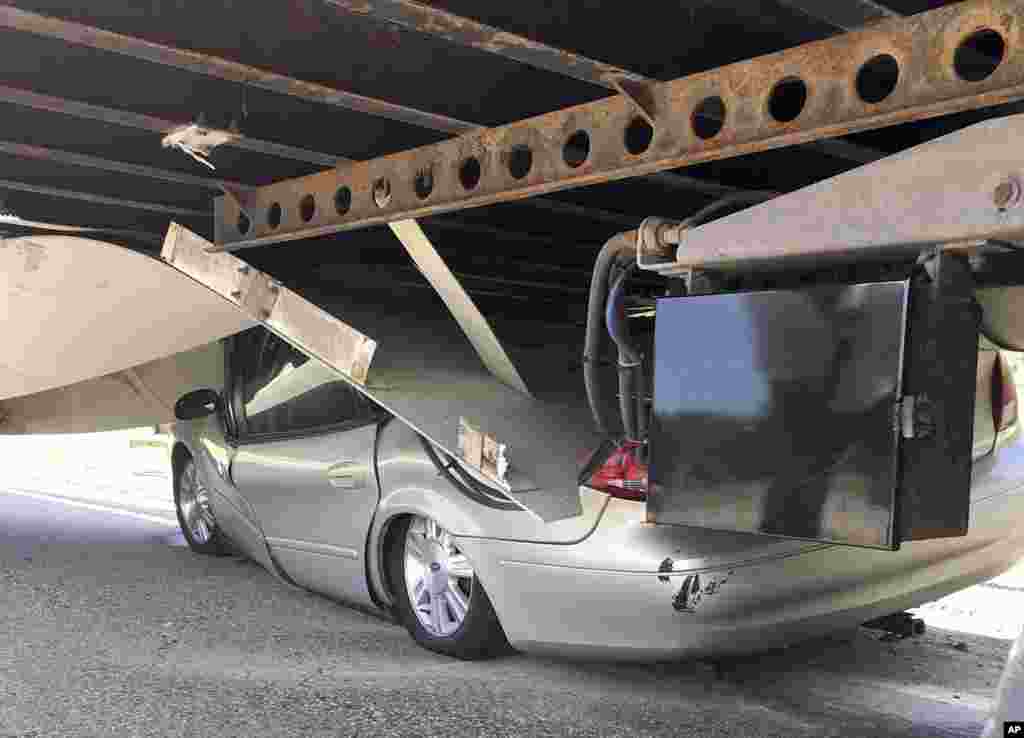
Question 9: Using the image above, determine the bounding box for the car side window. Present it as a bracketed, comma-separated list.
[232, 326, 379, 438]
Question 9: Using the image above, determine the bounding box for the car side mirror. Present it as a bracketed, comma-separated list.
[174, 389, 222, 421]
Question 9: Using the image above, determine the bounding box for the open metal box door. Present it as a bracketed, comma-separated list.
[647, 252, 978, 549]
[161, 225, 599, 521]
[0, 341, 227, 434]
[0, 234, 252, 399]
[0, 234, 254, 434]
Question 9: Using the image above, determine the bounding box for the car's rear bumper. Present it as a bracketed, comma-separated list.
[456, 442, 1024, 660]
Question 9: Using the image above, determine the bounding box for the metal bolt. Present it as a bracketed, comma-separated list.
[994, 177, 1022, 210]
[230, 290, 242, 299]
[637, 216, 681, 262]
[657, 221, 686, 246]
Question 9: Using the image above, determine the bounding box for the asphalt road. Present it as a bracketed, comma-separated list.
[0, 489, 1018, 738]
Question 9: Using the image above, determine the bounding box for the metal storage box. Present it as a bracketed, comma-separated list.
[648, 256, 978, 549]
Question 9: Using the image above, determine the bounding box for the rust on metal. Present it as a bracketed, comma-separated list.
[325, 0, 882, 164]
[0, 83, 182, 134]
[776, 0, 900, 32]
[605, 76, 660, 128]
[0, 139, 251, 193]
[161, 223, 378, 384]
[456, 416, 510, 486]
[0, 34, 794, 202]
[325, 0, 647, 88]
[0, 84, 342, 167]
[0, 3, 475, 135]
[215, 0, 1024, 249]
[0, 97, 666, 231]
[0, 178, 209, 218]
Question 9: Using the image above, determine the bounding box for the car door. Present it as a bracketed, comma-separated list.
[190, 336, 278, 573]
[228, 326, 385, 609]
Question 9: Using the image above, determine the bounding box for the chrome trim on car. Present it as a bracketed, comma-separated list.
[265, 536, 360, 560]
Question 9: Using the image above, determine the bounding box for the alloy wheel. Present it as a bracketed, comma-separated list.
[178, 461, 217, 544]
[403, 515, 474, 637]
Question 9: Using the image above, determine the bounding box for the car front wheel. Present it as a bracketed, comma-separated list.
[174, 456, 230, 556]
[387, 514, 511, 660]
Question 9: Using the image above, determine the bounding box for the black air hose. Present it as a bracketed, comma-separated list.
[606, 268, 642, 442]
[584, 231, 636, 436]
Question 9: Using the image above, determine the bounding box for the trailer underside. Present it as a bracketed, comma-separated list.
[7, 0, 1024, 540]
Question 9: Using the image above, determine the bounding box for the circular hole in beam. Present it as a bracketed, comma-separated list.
[563, 130, 590, 168]
[334, 186, 352, 215]
[691, 96, 726, 140]
[507, 146, 533, 179]
[459, 157, 482, 190]
[237, 211, 251, 235]
[373, 178, 392, 208]
[624, 116, 654, 155]
[299, 194, 316, 222]
[768, 77, 808, 123]
[954, 29, 1005, 82]
[856, 54, 900, 104]
[267, 202, 282, 229]
[414, 169, 434, 200]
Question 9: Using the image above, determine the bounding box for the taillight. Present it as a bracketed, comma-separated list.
[993, 354, 1019, 433]
[588, 441, 648, 501]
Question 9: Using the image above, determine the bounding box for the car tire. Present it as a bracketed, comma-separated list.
[174, 456, 231, 556]
[387, 514, 512, 660]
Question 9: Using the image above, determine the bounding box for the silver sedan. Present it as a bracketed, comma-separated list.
[172, 325, 1024, 660]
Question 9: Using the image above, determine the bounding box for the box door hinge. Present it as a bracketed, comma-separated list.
[896, 394, 935, 440]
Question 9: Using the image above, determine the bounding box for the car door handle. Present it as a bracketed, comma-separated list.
[327, 462, 365, 490]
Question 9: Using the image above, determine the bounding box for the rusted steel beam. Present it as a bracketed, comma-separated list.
[0, 83, 177, 135]
[323, 0, 883, 164]
[0, 6, 773, 192]
[777, 0, 899, 32]
[324, 0, 646, 88]
[0, 86, 671, 226]
[0, 3, 474, 135]
[0, 214, 163, 244]
[0, 11, 718, 223]
[775, 2, 1004, 124]
[214, 0, 1024, 249]
[0, 84, 341, 167]
[0, 140, 251, 192]
[0, 178, 209, 217]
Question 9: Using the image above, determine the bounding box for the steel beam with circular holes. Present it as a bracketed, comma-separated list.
[215, 0, 1024, 249]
